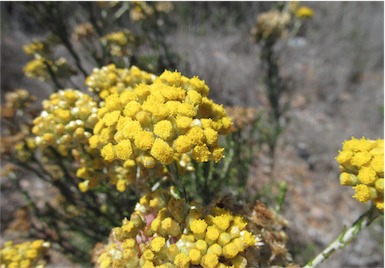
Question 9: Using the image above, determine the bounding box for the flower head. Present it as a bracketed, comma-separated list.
[0, 240, 50, 268]
[336, 137, 384, 210]
[96, 188, 260, 267]
[90, 70, 232, 191]
[32, 89, 98, 153]
[86, 64, 156, 99]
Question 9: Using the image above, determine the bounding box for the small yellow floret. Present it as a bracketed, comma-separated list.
[154, 120, 174, 140]
[200, 253, 218, 268]
[339, 172, 358, 186]
[195, 240, 208, 255]
[142, 249, 154, 260]
[101, 143, 115, 162]
[357, 166, 377, 185]
[218, 232, 231, 247]
[190, 219, 208, 236]
[188, 248, 202, 265]
[353, 184, 375, 203]
[336, 150, 353, 166]
[173, 135, 193, 154]
[207, 243, 222, 256]
[103, 110, 121, 127]
[193, 144, 211, 162]
[351, 151, 372, 167]
[174, 252, 190, 268]
[205, 225, 220, 244]
[222, 242, 239, 258]
[241, 230, 256, 247]
[150, 237, 165, 252]
[115, 139, 133, 160]
[150, 138, 174, 164]
[176, 116, 192, 129]
[213, 214, 232, 231]
[371, 155, 384, 175]
[134, 131, 155, 151]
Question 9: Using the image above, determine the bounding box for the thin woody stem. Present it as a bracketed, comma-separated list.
[303, 206, 381, 268]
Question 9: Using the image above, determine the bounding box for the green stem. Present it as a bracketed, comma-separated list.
[304, 206, 381, 268]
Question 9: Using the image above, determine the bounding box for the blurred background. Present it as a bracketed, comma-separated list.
[1, 2, 384, 267]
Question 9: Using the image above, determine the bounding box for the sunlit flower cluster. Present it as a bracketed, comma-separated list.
[225, 106, 258, 132]
[23, 57, 75, 82]
[336, 137, 384, 210]
[295, 6, 314, 19]
[86, 64, 156, 99]
[97, 188, 261, 268]
[23, 40, 51, 57]
[89, 70, 232, 191]
[0, 240, 50, 268]
[250, 10, 291, 43]
[100, 30, 136, 57]
[32, 89, 98, 156]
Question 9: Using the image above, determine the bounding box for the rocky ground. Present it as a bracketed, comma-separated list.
[1, 2, 384, 267]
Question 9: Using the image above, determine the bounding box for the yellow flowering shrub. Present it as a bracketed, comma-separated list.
[86, 64, 156, 99]
[96, 188, 261, 268]
[0, 240, 50, 268]
[336, 137, 384, 210]
[90, 70, 232, 190]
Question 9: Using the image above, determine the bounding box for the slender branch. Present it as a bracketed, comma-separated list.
[304, 206, 381, 268]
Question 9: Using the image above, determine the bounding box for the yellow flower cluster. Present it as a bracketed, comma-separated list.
[295, 6, 314, 19]
[250, 10, 291, 43]
[0, 240, 50, 268]
[97, 188, 260, 268]
[32, 89, 98, 156]
[23, 58, 51, 81]
[100, 30, 136, 57]
[23, 40, 51, 56]
[86, 64, 156, 99]
[23, 57, 75, 81]
[90, 70, 231, 189]
[336, 137, 384, 210]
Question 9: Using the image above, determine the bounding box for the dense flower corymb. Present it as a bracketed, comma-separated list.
[32, 89, 98, 156]
[90, 70, 232, 188]
[0, 239, 50, 268]
[86, 64, 156, 99]
[96, 188, 261, 268]
[336, 137, 384, 210]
